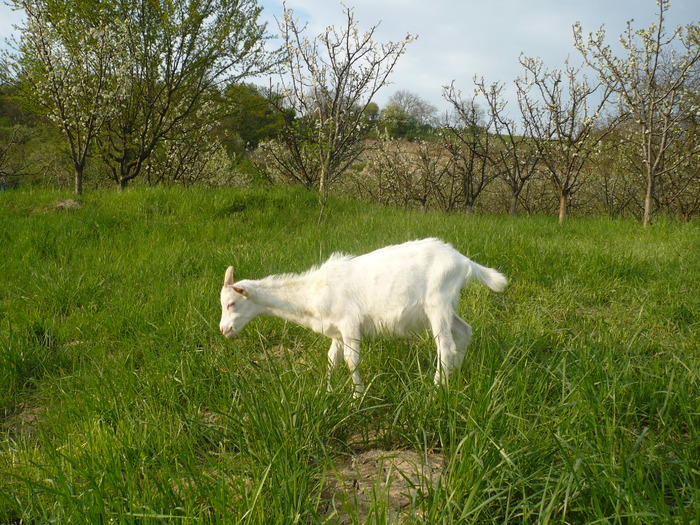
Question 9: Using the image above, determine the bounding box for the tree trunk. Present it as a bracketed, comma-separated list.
[509, 192, 519, 216]
[558, 190, 568, 224]
[74, 166, 83, 195]
[643, 172, 654, 227]
[317, 168, 327, 225]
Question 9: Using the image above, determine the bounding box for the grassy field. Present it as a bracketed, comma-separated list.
[1, 186, 699, 523]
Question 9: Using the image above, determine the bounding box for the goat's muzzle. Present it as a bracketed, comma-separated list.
[220, 326, 234, 338]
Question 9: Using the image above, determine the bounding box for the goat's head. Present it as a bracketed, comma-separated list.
[219, 266, 257, 337]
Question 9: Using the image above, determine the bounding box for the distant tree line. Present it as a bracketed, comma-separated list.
[0, 0, 698, 224]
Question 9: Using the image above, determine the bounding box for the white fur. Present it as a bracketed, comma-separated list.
[219, 238, 507, 395]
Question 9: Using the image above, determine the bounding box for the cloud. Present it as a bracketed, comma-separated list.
[2, 0, 698, 114]
[260, 0, 597, 111]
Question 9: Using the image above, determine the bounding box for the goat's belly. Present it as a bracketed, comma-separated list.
[302, 314, 343, 339]
[360, 306, 429, 337]
[315, 322, 342, 339]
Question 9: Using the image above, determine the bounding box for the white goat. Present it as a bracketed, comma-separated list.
[219, 238, 507, 394]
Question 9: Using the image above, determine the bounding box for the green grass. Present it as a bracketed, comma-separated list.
[1, 185, 699, 523]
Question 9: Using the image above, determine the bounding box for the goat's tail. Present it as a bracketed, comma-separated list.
[467, 260, 508, 292]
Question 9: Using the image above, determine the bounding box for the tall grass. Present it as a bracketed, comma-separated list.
[1, 186, 699, 523]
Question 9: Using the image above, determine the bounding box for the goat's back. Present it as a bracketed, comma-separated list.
[310, 239, 471, 335]
[324, 237, 464, 289]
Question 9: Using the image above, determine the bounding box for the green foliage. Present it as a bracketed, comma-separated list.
[3, 0, 277, 192]
[379, 102, 434, 140]
[218, 84, 290, 155]
[379, 91, 438, 140]
[1, 187, 699, 522]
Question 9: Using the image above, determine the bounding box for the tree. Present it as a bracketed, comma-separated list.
[379, 102, 415, 138]
[97, 0, 274, 190]
[574, 0, 700, 226]
[656, 58, 700, 221]
[267, 3, 414, 222]
[411, 139, 455, 212]
[363, 102, 380, 125]
[213, 83, 289, 159]
[141, 97, 230, 186]
[388, 89, 439, 127]
[379, 89, 438, 138]
[516, 56, 613, 223]
[353, 135, 413, 206]
[474, 78, 540, 216]
[0, 125, 24, 187]
[585, 125, 640, 218]
[443, 83, 499, 213]
[3, 0, 274, 192]
[657, 80, 700, 220]
[3, 0, 128, 194]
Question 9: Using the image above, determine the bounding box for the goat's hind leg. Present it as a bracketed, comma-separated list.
[450, 314, 472, 369]
[430, 311, 457, 386]
[339, 332, 364, 398]
[327, 339, 344, 391]
[432, 312, 472, 385]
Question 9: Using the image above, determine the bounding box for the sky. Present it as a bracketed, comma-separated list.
[2, 0, 698, 116]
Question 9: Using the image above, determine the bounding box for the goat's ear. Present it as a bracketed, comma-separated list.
[224, 266, 235, 287]
[232, 286, 247, 297]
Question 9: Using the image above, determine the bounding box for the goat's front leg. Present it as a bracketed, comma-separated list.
[340, 333, 364, 397]
[328, 339, 344, 369]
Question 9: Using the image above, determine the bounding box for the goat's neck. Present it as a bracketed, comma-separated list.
[251, 275, 318, 330]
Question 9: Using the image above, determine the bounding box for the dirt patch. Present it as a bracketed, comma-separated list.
[2, 401, 44, 438]
[322, 448, 445, 523]
[55, 198, 82, 210]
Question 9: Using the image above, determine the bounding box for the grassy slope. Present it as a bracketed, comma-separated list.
[1, 186, 699, 523]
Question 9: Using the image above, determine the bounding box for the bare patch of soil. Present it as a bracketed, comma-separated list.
[55, 198, 81, 210]
[322, 448, 445, 523]
[2, 401, 44, 438]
